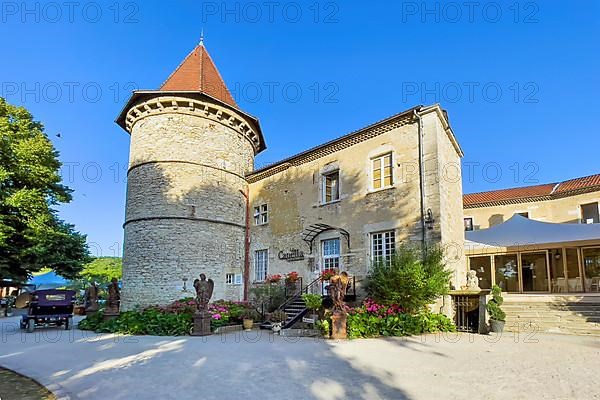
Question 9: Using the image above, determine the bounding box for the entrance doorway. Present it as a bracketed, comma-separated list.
[521, 252, 550, 292]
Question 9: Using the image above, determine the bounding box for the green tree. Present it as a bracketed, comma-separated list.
[79, 257, 122, 285]
[365, 246, 452, 314]
[0, 97, 90, 280]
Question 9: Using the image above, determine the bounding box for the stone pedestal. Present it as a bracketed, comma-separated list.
[448, 290, 491, 334]
[103, 308, 120, 321]
[330, 312, 347, 340]
[191, 311, 212, 336]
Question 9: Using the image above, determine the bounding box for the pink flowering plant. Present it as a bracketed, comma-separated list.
[344, 298, 454, 339]
[80, 298, 257, 335]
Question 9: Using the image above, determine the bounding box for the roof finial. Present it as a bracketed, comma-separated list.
[200, 29, 205, 46]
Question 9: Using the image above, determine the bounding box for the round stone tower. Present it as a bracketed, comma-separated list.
[116, 42, 265, 309]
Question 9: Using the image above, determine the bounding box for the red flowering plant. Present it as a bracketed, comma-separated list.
[320, 269, 337, 281]
[285, 271, 300, 283]
[265, 274, 282, 284]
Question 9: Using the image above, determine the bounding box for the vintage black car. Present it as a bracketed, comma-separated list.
[20, 289, 76, 333]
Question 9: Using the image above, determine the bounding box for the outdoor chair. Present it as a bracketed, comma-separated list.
[590, 277, 600, 292]
[553, 278, 567, 293]
[568, 278, 582, 292]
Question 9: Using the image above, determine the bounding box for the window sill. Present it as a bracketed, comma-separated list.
[318, 199, 341, 207]
[254, 223, 269, 227]
[367, 186, 396, 195]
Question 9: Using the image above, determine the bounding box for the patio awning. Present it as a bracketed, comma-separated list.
[466, 215, 600, 248]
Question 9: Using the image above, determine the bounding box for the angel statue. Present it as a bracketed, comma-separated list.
[329, 271, 350, 312]
[193, 273, 214, 312]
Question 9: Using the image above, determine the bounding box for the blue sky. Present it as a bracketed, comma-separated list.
[0, 1, 598, 255]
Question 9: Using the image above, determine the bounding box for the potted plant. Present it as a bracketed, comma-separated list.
[265, 274, 282, 284]
[487, 285, 506, 333]
[301, 293, 322, 323]
[320, 269, 336, 282]
[241, 308, 259, 331]
[270, 310, 288, 334]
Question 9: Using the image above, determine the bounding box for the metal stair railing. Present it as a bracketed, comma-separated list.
[276, 277, 322, 329]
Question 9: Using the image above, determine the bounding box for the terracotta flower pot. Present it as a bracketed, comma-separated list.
[242, 319, 254, 330]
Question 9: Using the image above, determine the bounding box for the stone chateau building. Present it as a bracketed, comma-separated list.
[116, 41, 466, 309]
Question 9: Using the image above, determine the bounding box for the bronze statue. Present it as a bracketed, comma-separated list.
[329, 271, 349, 312]
[84, 282, 99, 312]
[106, 278, 120, 313]
[193, 273, 214, 312]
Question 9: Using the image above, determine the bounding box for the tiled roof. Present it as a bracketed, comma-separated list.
[555, 174, 600, 193]
[464, 173, 600, 208]
[160, 44, 237, 108]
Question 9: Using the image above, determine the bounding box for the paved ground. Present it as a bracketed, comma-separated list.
[1, 316, 599, 400]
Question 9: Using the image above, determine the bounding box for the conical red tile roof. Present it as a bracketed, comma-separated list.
[160, 44, 237, 108]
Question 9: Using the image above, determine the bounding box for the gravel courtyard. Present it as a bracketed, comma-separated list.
[0, 316, 598, 400]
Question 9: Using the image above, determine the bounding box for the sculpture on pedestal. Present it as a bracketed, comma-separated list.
[191, 273, 214, 336]
[84, 282, 99, 313]
[104, 278, 120, 319]
[329, 271, 349, 339]
[466, 270, 481, 291]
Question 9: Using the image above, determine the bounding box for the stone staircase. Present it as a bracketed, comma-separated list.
[283, 297, 308, 328]
[503, 295, 600, 336]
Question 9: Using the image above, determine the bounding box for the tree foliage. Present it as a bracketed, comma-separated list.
[365, 246, 452, 314]
[0, 97, 90, 280]
[79, 257, 122, 284]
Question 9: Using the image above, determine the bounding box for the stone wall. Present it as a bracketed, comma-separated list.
[121, 96, 256, 309]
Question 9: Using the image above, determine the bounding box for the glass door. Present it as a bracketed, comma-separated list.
[494, 254, 519, 292]
[582, 247, 600, 292]
[521, 252, 550, 292]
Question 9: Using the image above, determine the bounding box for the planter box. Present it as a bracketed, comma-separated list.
[280, 329, 321, 337]
[213, 323, 261, 334]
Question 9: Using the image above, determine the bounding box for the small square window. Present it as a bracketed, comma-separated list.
[234, 274, 243, 285]
[254, 204, 269, 225]
[226, 273, 243, 285]
[464, 218, 474, 231]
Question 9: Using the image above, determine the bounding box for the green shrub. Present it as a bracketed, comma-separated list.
[249, 283, 286, 314]
[79, 309, 193, 336]
[346, 311, 455, 339]
[486, 285, 506, 321]
[365, 246, 452, 314]
[301, 294, 323, 311]
[241, 308, 260, 320]
[270, 310, 287, 323]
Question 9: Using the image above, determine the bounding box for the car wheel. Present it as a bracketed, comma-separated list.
[26, 319, 35, 333]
